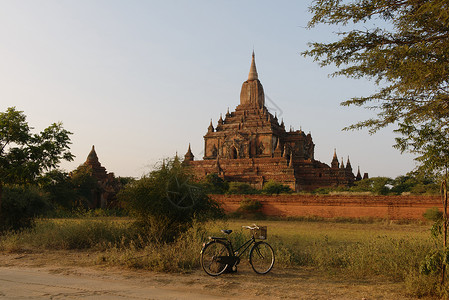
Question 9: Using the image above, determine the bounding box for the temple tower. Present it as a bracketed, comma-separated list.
[239, 51, 265, 109]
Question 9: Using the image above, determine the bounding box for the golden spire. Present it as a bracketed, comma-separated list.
[248, 51, 258, 81]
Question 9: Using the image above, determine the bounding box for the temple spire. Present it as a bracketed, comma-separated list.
[184, 143, 194, 163]
[356, 166, 362, 181]
[331, 149, 339, 168]
[248, 51, 258, 81]
[86, 145, 99, 163]
[208, 119, 214, 132]
[346, 156, 352, 170]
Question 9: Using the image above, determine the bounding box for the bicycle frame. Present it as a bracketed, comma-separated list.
[227, 235, 256, 258]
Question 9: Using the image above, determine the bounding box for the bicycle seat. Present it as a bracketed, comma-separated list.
[221, 229, 233, 235]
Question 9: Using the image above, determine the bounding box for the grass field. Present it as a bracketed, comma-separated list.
[0, 217, 443, 297]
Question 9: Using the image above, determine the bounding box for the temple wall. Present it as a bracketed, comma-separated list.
[210, 194, 442, 220]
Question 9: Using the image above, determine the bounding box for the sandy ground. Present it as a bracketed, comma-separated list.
[0, 251, 419, 300]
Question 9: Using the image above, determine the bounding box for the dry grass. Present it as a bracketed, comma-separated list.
[0, 217, 440, 297]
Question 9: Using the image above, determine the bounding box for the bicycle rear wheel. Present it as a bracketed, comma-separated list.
[200, 240, 231, 276]
[249, 241, 275, 274]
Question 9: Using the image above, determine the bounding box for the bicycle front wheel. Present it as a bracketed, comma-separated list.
[249, 241, 275, 274]
[200, 240, 231, 276]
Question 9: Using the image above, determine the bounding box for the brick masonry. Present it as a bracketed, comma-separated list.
[184, 52, 358, 192]
[211, 194, 442, 220]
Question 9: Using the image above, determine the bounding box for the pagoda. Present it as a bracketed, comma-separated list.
[73, 145, 120, 208]
[184, 52, 363, 191]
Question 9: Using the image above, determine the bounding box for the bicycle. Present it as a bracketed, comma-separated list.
[200, 224, 275, 276]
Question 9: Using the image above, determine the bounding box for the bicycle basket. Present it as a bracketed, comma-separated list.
[252, 226, 267, 240]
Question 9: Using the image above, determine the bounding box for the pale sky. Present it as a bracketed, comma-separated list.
[1, 0, 416, 179]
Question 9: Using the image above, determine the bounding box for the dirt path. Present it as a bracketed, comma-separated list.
[0, 251, 417, 299]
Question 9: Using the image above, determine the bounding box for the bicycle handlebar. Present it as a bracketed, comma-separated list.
[242, 224, 259, 230]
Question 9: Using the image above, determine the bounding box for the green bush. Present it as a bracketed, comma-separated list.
[262, 180, 292, 194]
[350, 177, 392, 195]
[118, 157, 223, 242]
[229, 198, 264, 219]
[422, 207, 443, 222]
[201, 173, 229, 194]
[227, 182, 259, 194]
[239, 198, 262, 212]
[0, 185, 49, 231]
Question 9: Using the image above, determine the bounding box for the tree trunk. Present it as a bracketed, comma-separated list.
[0, 181, 2, 218]
[442, 179, 448, 284]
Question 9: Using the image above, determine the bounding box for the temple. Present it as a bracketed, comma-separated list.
[74, 145, 120, 208]
[184, 52, 365, 191]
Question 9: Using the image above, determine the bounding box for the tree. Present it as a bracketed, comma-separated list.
[70, 165, 101, 208]
[304, 0, 449, 290]
[349, 177, 393, 195]
[118, 157, 222, 242]
[303, 0, 449, 133]
[0, 107, 73, 222]
[201, 173, 229, 194]
[390, 171, 439, 195]
[38, 169, 77, 210]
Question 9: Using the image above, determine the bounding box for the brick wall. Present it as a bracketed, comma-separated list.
[210, 194, 442, 220]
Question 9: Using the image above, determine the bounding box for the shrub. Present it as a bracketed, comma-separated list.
[227, 182, 259, 194]
[423, 207, 443, 222]
[239, 198, 262, 212]
[230, 198, 264, 219]
[350, 177, 392, 195]
[118, 157, 223, 242]
[0, 185, 49, 231]
[201, 173, 229, 194]
[262, 180, 292, 194]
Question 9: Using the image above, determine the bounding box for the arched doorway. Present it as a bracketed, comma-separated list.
[230, 146, 238, 159]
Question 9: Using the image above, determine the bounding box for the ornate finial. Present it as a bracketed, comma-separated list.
[184, 143, 194, 162]
[248, 51, 258, 81]
[340, 157, 345, 168]
[356, 166, 362, 181]
[331, 149, 339, 168]
[346, 156, 352, 170]
[208, 119, 214, 132]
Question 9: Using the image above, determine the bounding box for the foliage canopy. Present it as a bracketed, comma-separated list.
[0, 107, 73, 230]
[118, 157, 222, 242]
[304, 0, 449, 286]
[0, 107, 74, 185]
[303, 1, 449, 151]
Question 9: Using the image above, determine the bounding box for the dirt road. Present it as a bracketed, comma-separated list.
[0, 252, 414, 299]
[0, 267, 226, 299]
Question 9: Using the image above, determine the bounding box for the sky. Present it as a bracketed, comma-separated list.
[0, 0, 417, 179]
